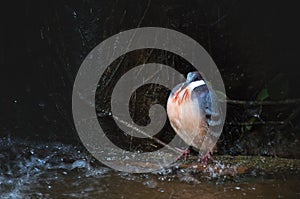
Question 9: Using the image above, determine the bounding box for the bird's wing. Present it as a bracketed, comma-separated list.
[191, 84, 222, 137]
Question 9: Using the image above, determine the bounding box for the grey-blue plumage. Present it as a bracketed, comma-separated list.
[167, 71, 222, 160]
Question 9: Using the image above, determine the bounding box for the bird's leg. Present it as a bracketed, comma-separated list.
[175, 147, 190, 161]
[199, 151, 215, 164]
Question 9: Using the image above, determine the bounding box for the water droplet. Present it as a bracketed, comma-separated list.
[30, 149, 34, 155]
[72, 11, 77, 19]
[72, 160, 87, 169]
[143, 180, 157, 188]
[38, 102, 45, 108]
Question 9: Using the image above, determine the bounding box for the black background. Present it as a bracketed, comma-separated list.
[1, 0, 299, 157]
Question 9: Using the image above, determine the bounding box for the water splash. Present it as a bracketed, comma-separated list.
[0, 137, 109, 198]
[0, 137, 298, 198]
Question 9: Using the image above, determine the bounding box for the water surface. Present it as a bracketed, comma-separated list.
[0, 138, 299, 198]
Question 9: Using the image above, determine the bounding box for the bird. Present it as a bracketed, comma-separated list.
[167, 71, 222, 163]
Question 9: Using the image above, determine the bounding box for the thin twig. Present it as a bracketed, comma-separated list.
[282, 106, 300, 128]
[112, 115, 180, 154]
[226, 121, 285, 126]
[224, 98, 300, 105]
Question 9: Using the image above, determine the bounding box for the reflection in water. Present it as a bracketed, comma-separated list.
[0, 137, 299, 198]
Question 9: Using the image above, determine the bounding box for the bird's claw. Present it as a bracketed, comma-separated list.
[198, 152, 215, 164]
[175, 147, 190, 161]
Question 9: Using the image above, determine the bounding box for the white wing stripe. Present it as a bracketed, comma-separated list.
[188, 80, 205, 90]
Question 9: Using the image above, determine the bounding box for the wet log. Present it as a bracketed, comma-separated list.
[178, 155, 300, 177]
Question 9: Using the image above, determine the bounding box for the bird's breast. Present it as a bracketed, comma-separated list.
[167, 87, 208, 149]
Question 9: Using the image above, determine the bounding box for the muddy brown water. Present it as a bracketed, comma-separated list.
[0, 138, 299, 198]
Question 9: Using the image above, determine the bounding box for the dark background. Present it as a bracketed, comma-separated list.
[1, 0, 300, 157]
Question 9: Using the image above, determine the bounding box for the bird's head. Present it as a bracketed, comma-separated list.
[169, 71, 206, 104]
[186, 71, 203, 83]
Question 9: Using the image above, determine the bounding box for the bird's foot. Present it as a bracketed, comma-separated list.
[175, 147, 190, 161]
[199, 151, 215, 164]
